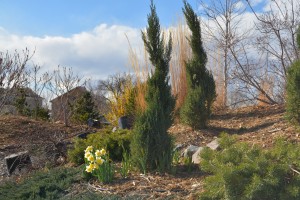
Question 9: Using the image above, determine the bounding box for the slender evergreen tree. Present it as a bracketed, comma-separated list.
[286, 27, 300, 125]
[130, 1, 175, 172]
[180, 1, 216, 129]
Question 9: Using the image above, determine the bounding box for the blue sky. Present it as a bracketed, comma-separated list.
[0, 0, 189, 37]
[0, 0, 267, 85]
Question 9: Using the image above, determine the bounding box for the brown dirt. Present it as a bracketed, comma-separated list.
[0, 105, 299, 199]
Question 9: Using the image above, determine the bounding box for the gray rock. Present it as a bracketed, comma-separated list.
[183, 145, 200, 158]
[5, 151, 31, 175]
[206, 139, 220, 150]
[173, 144, 183, 152]
[192, 147, 204, 164]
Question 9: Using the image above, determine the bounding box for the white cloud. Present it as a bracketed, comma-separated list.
[0, 24, 142, 80]
[235, 1, 246, 10]
[248, 0, 265, 7]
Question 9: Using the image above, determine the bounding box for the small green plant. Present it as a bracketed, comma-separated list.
[119, 149, 131, 178]
[172, 150, 181, 166]
[183, 156, 193, 173]
[199, 134, 300, 200]
[84, 146, 114, 184]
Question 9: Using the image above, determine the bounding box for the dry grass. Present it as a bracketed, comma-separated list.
[168, 18, 190, 111]
[126, 35, 149, 112]
[126, 18, 228, 113]
[209, 48, 226, 109]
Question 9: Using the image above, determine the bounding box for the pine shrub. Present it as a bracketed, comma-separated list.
[199, 133, 300, 200]
[180, 1, 216, 129]
[71, 91, 97, 124]
[130, 1, 175, 172]
[0, 167, 80, 200]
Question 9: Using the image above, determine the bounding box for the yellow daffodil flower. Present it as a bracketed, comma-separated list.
[100, 149, 106, 155]
[95, 150, 101, 157]
[84, 152, 91, 159]
[87, 155, 95, 162]
[85, 164, 93, 173]
[96, 158, 104, 165]
[85, 146, 93, 152]
[93, 163, 99, 169]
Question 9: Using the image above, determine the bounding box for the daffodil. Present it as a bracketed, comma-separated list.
[100, 149, 106, 155]
[96, 157, 104, 165]
[84, 152, 91, 159]
[85, 146, 93, 152]
[85, 164, 93, 173]
[93, 163, 99, 169]
[87, 155, 95, 162]
[95, 150, 101, 157]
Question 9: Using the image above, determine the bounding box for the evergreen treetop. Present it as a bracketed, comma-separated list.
[183, 0, 207, 63]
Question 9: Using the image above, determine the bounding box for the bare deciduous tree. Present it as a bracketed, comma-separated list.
[27, 64, 52, 119]
[200, 0, 248, 107]
[246, 0, 300, 102]
[48, 66, 84, 126]
[0, 49, 33, 112]
[97, 72, 133, 104]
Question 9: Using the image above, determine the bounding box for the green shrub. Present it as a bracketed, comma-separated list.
[286, 60, 300, 125]
[68, 127, 133, 165]
[35, 106, 50, 120]
[199, 133, 300, 200]
[0, 167, 80, 200]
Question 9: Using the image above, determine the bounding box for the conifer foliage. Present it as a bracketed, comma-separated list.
[180, 1, 216, 129]
[71, 91, 96, 124]
[286, 27, 300, 125]
[130, 1, 175, 172]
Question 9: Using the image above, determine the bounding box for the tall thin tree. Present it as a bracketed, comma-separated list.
[130, 0, 175, 172]
[180, 1, 216, 129]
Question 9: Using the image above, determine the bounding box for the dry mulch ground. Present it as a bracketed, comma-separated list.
[0, 105, 299, 199]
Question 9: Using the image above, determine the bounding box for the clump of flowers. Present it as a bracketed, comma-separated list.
[84, 146, 114, 183]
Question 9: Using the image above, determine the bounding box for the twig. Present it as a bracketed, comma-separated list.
[140, 174, 151, 183]
[87, 181, 111, 193]
[268, 128, 281, 133]
[290, 166, 300, 175]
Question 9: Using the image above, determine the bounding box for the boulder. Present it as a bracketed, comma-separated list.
[192, 147, 204, 164]
[206, 139, 220, 150]
[183, 145, 200, 158]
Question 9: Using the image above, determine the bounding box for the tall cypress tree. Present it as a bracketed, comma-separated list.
[180, 1, 216, 129]
[286, 27, 300, 125]
[130, 1, 175, 172]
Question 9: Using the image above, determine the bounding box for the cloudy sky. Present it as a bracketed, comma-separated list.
[0, 0, 267, 81]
